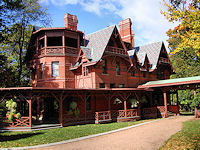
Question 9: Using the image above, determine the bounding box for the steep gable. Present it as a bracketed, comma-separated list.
[130, 42, 163, 70]
[84, 25, 115, 62]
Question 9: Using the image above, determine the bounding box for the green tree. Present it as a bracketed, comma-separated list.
[0, 0, 23, 42]
[162, 0, 200, 56]
[1, 0, 50, 86]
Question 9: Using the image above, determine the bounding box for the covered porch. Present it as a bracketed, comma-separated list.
[0, 87, 152, 130]
[139, 76, 200, 118]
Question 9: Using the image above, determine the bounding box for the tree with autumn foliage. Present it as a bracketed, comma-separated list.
[162, 0, 200, 111]
[162, 0, 200, 78]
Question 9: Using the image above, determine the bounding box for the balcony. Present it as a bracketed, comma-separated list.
[38, 46, 79, 56]
[159, 57, 170, 64]
[105, 46, 126, 55]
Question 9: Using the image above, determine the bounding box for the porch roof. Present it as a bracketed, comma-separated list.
[0, 87, 153, 92]
[138, 76, 200, 89]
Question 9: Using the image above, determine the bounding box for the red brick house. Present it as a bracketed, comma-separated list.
[2, 13, 189, 130]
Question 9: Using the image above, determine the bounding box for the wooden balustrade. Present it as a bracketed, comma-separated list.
[38, 46, 79, 56]
[3, 117, 30, 128]
[105, 46, 126, 55]
[168, 105, 179, 114]
[46, 46, 64, 55]
[142, 107, 157, 119]
[95, 109, 138, 124]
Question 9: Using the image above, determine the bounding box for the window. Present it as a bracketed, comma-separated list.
[131, 70, 135, 77]
[40, 63, 43, 79]
[39, 38, 44, 49]
[119, 84, 124, 88]
[47, 37, 62, 46]
[99, 83, 105, 88]
[86, 96, 91, 111]
[116, 61, 120, 75]
[52, 62, 59, 77]
[83, 66, 88, 76]
[110, 83, 115, 88]
[143, 72, 146, 78]
[102, 59, 107, 74]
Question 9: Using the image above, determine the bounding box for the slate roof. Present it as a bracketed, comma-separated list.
[84, 25, 115, 62]
[129, 41, 163, 70]
[81, 46, 92, 60]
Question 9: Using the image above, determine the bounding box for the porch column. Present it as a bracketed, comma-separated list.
[59, 98, 63, 126]
[124, 96, 127, 118]
[28, 93, 32, 127]
[194, 89, 197, 118]
[163, 90, 168, 118]
[84, 94, 87, 121]
[176, 91, 180, 115]
[36, 97, 40, 121]
[108, 92, 111, 120]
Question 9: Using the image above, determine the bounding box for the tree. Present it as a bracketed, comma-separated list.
[161, 0, 200, 78]
[162, 0, 200, 57]
[0, 0, 23, 42]
[0, 0, 50, 86]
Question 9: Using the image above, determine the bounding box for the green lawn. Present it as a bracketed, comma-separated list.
[0, 119, 155, 148]
[159, 119, 200, 150]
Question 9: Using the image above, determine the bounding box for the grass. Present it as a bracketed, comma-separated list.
[159, 119, 200, 150]
[0, 119, 155, 148]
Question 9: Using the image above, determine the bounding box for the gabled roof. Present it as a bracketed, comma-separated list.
[131, 41, 163, 70]
[84, 25, 115, 62]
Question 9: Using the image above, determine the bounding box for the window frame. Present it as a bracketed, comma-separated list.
[116, 61, 120, 75]
[52, 61, 59, 77]
[40, 63, 43, 79]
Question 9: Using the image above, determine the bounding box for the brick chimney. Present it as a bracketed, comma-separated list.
[64, 13, 78, 31]
[119, 18, 135, 48]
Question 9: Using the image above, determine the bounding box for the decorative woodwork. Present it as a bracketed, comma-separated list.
[3, 117, 30, 128]
[105, 46, 126, 55]
[46, 47, 64, 55]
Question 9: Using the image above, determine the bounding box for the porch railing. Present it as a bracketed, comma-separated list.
[142, 107, 157, 118]
[2, 117, 30, 128]
[95, 109, 138, 124]
[168, 105, 179, 114]
[95, 111, 111, 123]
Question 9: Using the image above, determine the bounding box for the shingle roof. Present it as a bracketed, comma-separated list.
[84, 25, 115, 62]
[130, 41, 163, 70]
[81, 46, 92, 60]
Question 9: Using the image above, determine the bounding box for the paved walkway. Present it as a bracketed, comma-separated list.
[31, 116, 192, 150]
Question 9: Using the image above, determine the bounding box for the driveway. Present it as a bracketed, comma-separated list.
[31, 116, 192, 150]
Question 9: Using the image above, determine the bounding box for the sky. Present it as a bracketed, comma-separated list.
[39, 0, 178, 48]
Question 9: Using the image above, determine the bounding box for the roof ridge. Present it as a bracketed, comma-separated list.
[134, 41, 163, 48]
[85, 25, 116, 37]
